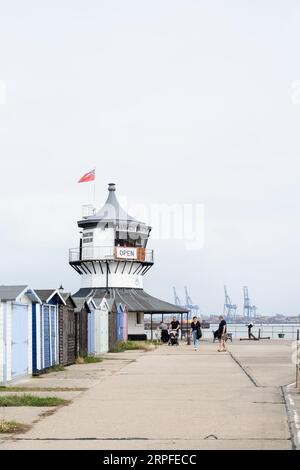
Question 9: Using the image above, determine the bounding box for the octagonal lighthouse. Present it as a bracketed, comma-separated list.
[70, 183, 188, 341]
[69, 183, 153, 289]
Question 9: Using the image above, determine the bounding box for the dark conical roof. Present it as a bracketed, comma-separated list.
[78, 183, 147, 228]
[95, 183, 139, 223]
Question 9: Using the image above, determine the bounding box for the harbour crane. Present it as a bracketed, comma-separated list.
[173, 287, 181, 306]
[184, 286, 199, 315]
[243, 286, 257, 320]
[223, 285, 237, 319]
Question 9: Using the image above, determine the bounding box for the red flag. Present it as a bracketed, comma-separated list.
[78, 169, 95, 183]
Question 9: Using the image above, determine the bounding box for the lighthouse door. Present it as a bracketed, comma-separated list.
[11, 303, 29, 379]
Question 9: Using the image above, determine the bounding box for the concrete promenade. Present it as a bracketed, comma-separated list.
[0, 340, 298, 450]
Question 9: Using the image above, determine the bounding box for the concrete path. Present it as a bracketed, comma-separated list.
[0, 341, 296, 449]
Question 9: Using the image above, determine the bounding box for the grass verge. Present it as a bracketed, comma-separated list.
[109, 340, 156, 353]
[0, 386, 86, 392]
[75, 356, 103, 364]
[0, 395, 68, 407]
[83, 356, 103, 364]
[0, 420, 30, 434]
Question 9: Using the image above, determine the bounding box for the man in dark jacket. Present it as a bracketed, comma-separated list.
[217, 315, 227, 352]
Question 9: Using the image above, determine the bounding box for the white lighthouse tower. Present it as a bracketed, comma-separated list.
[69, 183, 154, 289]
[70, 183, 187, 340]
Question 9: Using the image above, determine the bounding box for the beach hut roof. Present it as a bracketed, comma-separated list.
[73, 295, 97, 313]
[0, 285, 41, 303]
[34, 289, 66, 305]
[73, 288, 189, 314]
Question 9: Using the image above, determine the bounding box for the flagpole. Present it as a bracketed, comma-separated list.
[93, 168, 96, 210]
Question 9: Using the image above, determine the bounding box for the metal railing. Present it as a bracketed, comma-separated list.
[296, 340, 300, 389]
[201, 325, 300, 341]
[69, 246, 154, 263]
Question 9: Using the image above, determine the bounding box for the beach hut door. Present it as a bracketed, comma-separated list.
[11, 303, 28, 378]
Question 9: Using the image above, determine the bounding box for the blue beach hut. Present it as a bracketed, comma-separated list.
[32, 289, 66, 373]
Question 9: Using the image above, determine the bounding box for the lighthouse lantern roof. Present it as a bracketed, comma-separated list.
[78, 183, 149, 231]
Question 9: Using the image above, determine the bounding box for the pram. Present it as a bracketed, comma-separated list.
[168, 329, 179, 346]
[161, 329, 169, 343]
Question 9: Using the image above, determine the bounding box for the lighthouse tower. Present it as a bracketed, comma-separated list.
[70, 183, 188, 341]
[69, 183, 154, 290]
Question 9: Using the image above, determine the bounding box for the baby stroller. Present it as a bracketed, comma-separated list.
[168, 330, 179, 346]
[161, 329, 169, 343]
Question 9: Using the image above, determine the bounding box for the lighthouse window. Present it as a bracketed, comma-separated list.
[83, 232, 93, 238]
[83, 238, 93, 243]
[82, 231, 93, 244]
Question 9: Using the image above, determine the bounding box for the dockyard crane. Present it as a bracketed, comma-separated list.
[223, 285, 237, 319]
[184, 286, 199, 315]
[243, 286, 257, 320]
[251, 305, 258, 318]
[173, 287, 181, 306]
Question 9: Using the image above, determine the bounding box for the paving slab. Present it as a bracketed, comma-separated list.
[0, 406, 54, 425]
[0, 342, 295, 450]
[0, 437, 292, 450]
[229, 340, 295, 387]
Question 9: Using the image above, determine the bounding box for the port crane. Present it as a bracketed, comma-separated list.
[173, 287, 181, 306]
[223, 285, 237, 319]
[243, 286, 257, 320]
[184, 286, 199, 316]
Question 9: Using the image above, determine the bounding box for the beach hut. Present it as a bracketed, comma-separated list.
[32, 289, 66, 374]
[117, 303, 128, 341]
[123, 305, 128, 341]
[117, 303, 124, 341]
[58, 292, 77, 366]
[94, 297, 109, 354]
[0, 285, 41, 385]
[106, 298, 118, 351]
[73, 295, 96, 357]
[87, 305, 96, 355]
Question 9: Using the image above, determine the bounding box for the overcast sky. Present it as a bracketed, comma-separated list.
[1, 0, 300, 316]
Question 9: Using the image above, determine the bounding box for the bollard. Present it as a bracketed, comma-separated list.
[297, 341, 299, 389]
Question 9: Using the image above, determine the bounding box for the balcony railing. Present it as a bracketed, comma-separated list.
[69, 246, 154, 264]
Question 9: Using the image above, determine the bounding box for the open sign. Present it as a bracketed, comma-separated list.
[116, 247, 137, 260]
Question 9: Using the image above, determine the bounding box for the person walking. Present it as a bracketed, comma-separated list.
[190, 316, 202, 351]
[217, 315, 227, 352]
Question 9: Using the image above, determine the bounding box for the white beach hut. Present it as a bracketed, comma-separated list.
[0, 285, 41, 385]
[94, 296, 109, 354]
